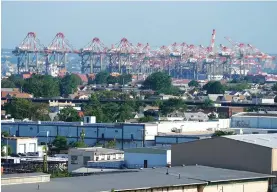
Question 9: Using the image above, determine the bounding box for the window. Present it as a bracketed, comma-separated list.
[96, 156, 99, 161]
[83, 156, 90, 166]
[131, 134, 134, 140]
[71, 155, 78, 164]
[107, 155, 110, 160]
[102, 133, 104, 139]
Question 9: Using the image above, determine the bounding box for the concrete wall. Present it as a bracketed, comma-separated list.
[199, 180, 269, 192]
[116, 185, 198, 192]
[172, 137, 273, 175]
[272, 149, 277, 172]
[124, 152, 168, 168]
[116, 180, 269, 192]
[1, 174, 50, 186]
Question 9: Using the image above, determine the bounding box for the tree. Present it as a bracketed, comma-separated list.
[102, 103, 120, 122]
[116, 103, 135, 122]
[69, 129, 87, 148]
[143, 72, 171, 91]
[188, 80, 200, 87]
[1, 79, 16, 88]
[272, 83, 277, 91]
[1, 131, 9, 137]
[212, 130, 235, 137]
[107, 75, 119, 84]
[5, 98, 33, 119]
[23, 74, 60, 97]
[52, 136, 68, 150]
[138, 116, 155, 122]
[94, 71, 110, 84]
[1, 145, 12, 156]
[60, 74, 82, 96]
[105, 139, 116, 149]
[83, 94, 104, 122]
[58, 107, 81, 122]
[226, 83, 250, 91]
[203, 81, 225, 94]
[160, 98, 186, 115]
[31, 103, 50, 121]
[5, 98, 50, 120]
[203, 99, 214, 108]
[119, 74, 132, 85]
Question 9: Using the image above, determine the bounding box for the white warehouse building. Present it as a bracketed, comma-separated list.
[124, 146, 171, 168]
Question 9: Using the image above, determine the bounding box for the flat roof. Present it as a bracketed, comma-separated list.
[224, 133, 277, 148]
[70, 147, 123, 154]
[2, 166, 274, 192]
[2, 137, 37, 140]
[233, 112, 277, 118]
[124, 146, 171, 154]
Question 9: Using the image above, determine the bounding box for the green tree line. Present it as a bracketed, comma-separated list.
[1, 74, 83, 97]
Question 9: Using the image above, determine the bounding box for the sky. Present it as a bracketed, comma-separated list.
[2, 1, 277, 53]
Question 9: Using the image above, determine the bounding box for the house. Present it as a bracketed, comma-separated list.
[6, 92, 33, 99]
[68, 147, 124, 172]
[184, 112, 209, 122]
[207, 94, 223, 102]
[251, 83, 260, 90]
[74, 94, 90, 100]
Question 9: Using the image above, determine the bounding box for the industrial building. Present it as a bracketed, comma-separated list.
[155, 132, 213, 146]
[1, 137, 38, 154]
[124, 146, 171, 168]
[230, 112, 277, 130]
[1, 119, 230, 150]
[172, 133, 277, 188]
[2, 165, 275, 192]
[68, 147, 124, 172]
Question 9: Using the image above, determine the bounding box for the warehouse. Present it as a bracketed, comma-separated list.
[172, 133, 277, 189]
[231, 112, 277, 129]
[2, 165, 275, 192]
[1, 119, 230, 150]
[124, 146, 171, 168]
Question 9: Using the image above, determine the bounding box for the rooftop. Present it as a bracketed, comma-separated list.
[233, 112, 277, 117]
[224, 133, 277, 149]
[124, 146, 171, 154]
[2, 166, 274, 192]
[70, 147, 124, 154]
[2, 137, 37, 140]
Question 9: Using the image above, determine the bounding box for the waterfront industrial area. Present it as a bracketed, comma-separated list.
[1, 29, 276, 81]
[2, 1, 277, 192]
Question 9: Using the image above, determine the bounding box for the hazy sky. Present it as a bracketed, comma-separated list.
[2, 1, 277, 53]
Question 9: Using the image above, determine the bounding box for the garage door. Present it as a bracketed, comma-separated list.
[19, 144, 26, 153]
[29, 143, 36, 152]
